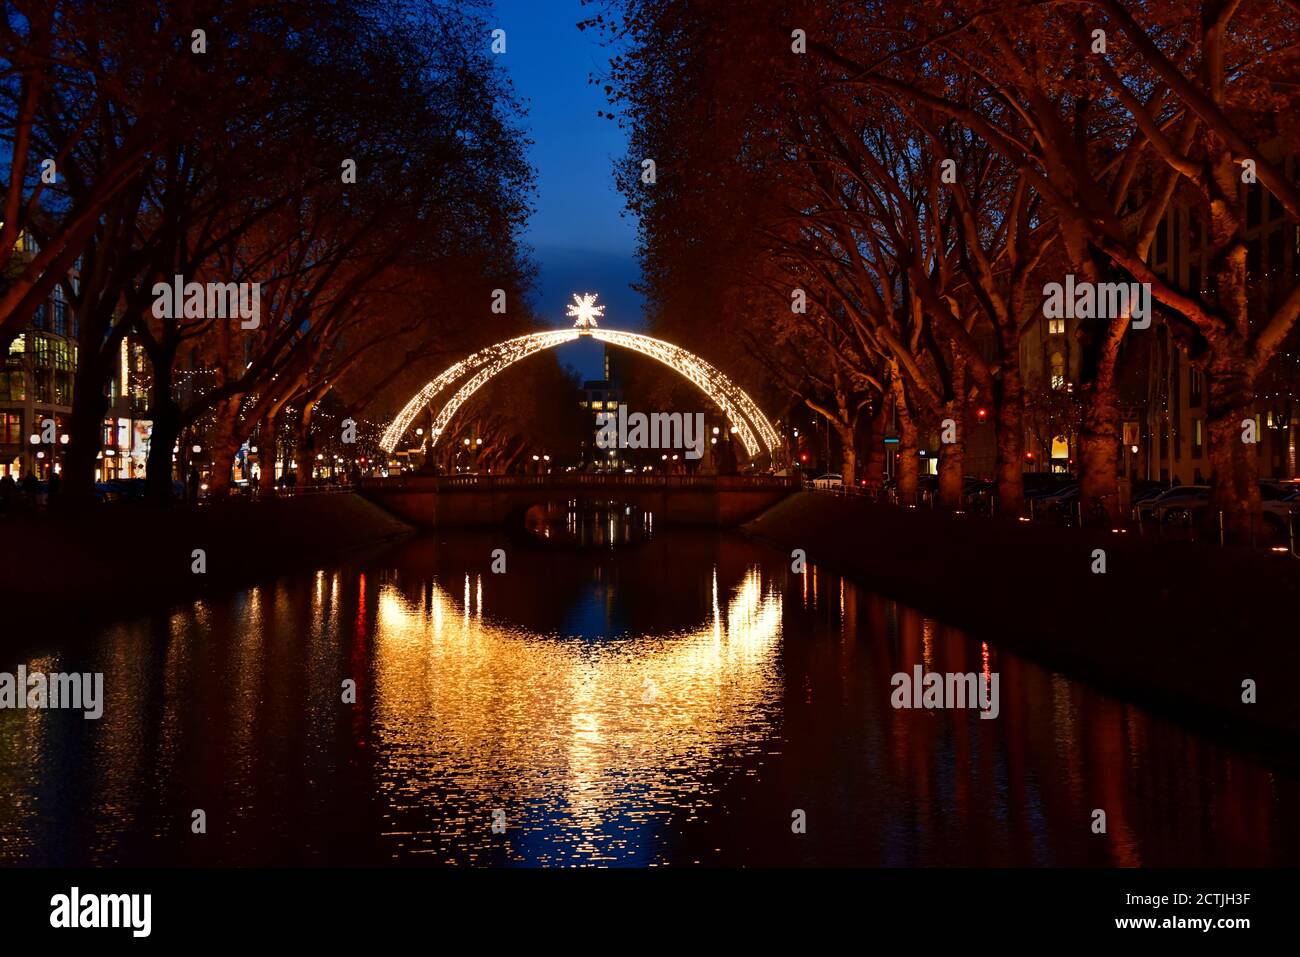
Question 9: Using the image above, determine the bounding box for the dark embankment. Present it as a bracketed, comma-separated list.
[0, 493, 411, 628]
[747, 492, 1300, 744]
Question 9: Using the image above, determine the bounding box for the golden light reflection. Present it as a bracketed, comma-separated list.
[371, 567, 783, 862]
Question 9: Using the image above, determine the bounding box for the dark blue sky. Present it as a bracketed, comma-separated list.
[491, 0, 644, 381]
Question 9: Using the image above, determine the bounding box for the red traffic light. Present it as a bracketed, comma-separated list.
[976, 407, 988, 421]
[799, 453, 808, 463]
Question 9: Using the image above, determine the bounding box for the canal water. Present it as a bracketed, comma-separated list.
[2, 507, 1297, 867]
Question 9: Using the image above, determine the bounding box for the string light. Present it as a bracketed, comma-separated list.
[379, 293, 782, 459]
[589, 328, 782, 457]
[380, 328, 580, 452]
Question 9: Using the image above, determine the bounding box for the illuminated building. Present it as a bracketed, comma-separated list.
[1, 230, 150, 480]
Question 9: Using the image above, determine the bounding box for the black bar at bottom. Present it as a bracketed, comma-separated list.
[0, 867, 1287, 944]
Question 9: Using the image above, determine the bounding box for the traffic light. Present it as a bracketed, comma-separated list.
[976, 407, 988, 423]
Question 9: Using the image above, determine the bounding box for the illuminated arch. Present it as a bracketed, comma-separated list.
[380, 304, 782, 460]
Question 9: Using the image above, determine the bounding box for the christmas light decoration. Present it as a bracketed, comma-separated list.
[565, 292, 604, 329]
[379, 329, 578, 452]
[379, 294, 783, 460]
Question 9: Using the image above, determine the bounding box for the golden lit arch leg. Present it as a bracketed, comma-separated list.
[379, 330, 580, 453]
[425, 330, 580, 440]
[590, 329, 781, 458]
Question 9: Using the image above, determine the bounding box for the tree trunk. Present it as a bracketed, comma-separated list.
[205, 394, 245, 499]
[1206, 347, 1260, 544]
[893, 379, 919, 504]
[1203, 151, 1256, 543]
[864, 403, 887, 490]
[61, 356, 110, 506]
[260, 409, 280, 495]
[144, 356, 181, 506]
[938, 400, 965, 510]
[839, 438, 857, 488]
[1078, 373, 1122, 526]
[294, 400, 317, 486]
[821, 410, 857, 487]
[993, 359, 1025, 517]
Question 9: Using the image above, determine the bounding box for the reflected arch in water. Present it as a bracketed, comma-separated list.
[369, 565, 784, 846]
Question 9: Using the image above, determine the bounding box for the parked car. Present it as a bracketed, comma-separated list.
[1261, 488, 1300, 544]
[1148, 481, 1294, 536]
[1023, 472, 1076, 499]
[1258, 479, 1300, 505]
[105, 478, 147, 502]
[93, 482, 119, 503]
[1032, 482, 1079, 522]
[1129, 485, 1166, 519]
[1146, 485, 1211, 525]
[811, 472, 843, 489]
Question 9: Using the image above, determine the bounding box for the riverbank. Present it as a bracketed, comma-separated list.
[746, 492, 1300, 744]
[0, 493, 412, 628]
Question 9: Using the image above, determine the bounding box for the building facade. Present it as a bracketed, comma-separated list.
[2, 231, 151, 482]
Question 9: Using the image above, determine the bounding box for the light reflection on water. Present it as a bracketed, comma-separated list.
[0, 518, 1297, 867]
[371, 561, 782, 865]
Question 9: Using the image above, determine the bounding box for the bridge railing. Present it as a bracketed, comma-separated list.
[361, 473, 800, 491]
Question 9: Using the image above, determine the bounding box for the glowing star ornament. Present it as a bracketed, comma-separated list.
[566, 292, 605, 330]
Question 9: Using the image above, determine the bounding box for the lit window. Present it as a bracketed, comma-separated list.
[1048, 319, 1065, 335]
[1050, 352, 1066, 390]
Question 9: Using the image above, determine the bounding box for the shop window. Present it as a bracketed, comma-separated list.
[1, 412, 22, 444]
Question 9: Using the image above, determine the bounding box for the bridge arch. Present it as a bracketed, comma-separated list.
[380, 308, 782, 460]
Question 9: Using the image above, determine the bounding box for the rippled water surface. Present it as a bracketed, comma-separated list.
[2, 515, 1297, 866]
